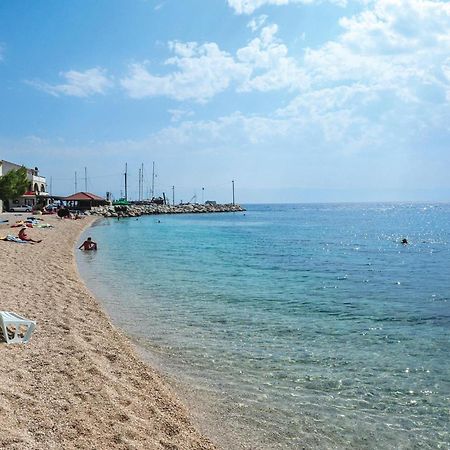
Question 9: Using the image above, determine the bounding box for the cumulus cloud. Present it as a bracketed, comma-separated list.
[28, 68, 113, 97]
[23, 0, 450, 144]
[305, 0, 450, 93]
[120, 25, 308, 101]
[237, 24, 308, 91]
[228, 0, 346, 15]
[121, 0, 450, 110]
[195, 0, 450, 160]
[121, 42, 249, 102]
[268, 0, 450, 137]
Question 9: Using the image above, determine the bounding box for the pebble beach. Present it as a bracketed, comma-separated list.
[0, 214, 216, 450]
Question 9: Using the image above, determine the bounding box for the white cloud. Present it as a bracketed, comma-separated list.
[168, 108, 194, 122]
[247, 14, 268, 32]
[228, 0, 346, 15]
[261, 0, 450, 145]
[304, 0, 450, 94]
[277, 84, 379, 117]
[28, 68, 113, 97]
[121, 25, 308, 101]
[237, 24, 309, 91]
[22, 0, 450, 156]
[121, 42, 249, 102]
[218, 0, 450, 158]
[228, 0, 450, 123]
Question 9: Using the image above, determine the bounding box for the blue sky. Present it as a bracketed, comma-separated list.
[1, 0, 450, 202]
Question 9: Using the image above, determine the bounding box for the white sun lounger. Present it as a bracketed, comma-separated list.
[0, 311, 36, 344]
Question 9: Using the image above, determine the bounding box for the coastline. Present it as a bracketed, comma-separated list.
[0, 214, 217, 449]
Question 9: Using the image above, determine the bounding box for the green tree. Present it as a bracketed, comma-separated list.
[0, 166, 29, 203]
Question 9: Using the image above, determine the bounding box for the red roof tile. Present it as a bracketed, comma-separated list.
[64, 192, 106, 201]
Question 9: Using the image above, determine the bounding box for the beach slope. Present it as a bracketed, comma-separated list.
[0, 216, 216, 450]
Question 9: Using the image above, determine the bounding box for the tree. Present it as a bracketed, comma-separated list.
[0, 166, 29, 203]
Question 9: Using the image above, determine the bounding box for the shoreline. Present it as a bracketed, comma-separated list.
[0, 214, 217, 449]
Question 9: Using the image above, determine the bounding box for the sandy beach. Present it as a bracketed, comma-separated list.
[0, 214, 217, 450]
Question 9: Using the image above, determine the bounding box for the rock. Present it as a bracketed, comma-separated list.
[88, 202, 245, 218]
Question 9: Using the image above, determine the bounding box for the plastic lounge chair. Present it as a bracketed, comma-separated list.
[0, 311, 36, 344]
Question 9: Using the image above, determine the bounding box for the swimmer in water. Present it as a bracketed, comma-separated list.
[401, 238, 408, 245]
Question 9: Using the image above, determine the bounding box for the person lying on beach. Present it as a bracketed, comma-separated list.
[18, 227, 42, 243]
[78, 237, 97, 251]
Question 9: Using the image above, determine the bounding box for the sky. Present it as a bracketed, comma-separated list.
[1, 0, 450, 203]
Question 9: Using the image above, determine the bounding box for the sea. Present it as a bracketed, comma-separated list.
[77, 203, 450, 449]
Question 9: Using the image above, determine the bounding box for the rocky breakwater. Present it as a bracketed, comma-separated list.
[89, 203, 245, 218]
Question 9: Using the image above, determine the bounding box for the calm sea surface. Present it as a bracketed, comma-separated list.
[77, 203, 450, 449]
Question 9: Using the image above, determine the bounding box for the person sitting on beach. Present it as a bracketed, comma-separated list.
[18, 227, 42, 243]
[78, 237, 97, 251]
[57, 206, 71, 219]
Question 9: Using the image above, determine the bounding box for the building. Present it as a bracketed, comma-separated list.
[0, 160, 49, 211]
[64, 192, 108, 210]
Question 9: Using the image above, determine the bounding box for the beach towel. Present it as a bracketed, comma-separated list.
[2, 235, 30, 244]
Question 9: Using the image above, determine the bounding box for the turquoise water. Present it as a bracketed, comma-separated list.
[77, 204, 450, 449]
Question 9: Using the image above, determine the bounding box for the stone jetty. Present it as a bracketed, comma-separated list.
[89, 203, 245, 218]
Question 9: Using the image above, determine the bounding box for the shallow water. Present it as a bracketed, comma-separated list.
[77, 203, 450, 449]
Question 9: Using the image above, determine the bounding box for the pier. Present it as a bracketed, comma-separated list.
[89, 203, 245, 218]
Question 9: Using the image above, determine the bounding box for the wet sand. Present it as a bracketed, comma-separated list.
[0, 214, 217, 450]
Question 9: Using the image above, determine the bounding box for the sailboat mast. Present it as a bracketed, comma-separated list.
[151, 161, 155, 198]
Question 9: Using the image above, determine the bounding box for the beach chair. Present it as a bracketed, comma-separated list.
[0, 311, 36, 344]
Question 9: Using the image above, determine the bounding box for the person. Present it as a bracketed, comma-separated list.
[78, 237, 97, 251]
[18, 227, 42, 243]
[401, 238, 408, 245]
[57, 205, 71, 219]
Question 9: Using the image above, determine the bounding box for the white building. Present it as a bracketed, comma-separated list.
[0, 160, 49, 212]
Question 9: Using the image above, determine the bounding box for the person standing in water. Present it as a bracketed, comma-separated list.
[78, 237, 98, 251]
